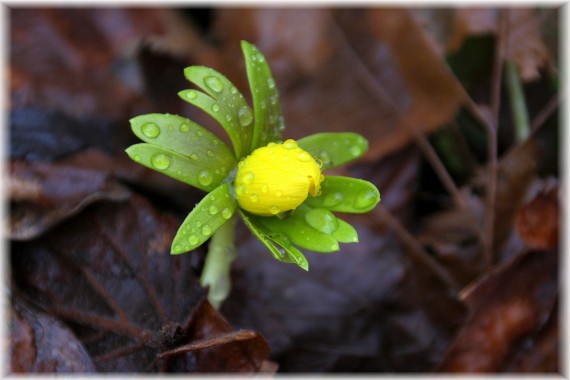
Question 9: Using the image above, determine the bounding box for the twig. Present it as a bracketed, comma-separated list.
[531, 94, 559, 134]
[329, 14, 468, 210]
[374, 205, 460, 294]
[483, 9, 508, 269]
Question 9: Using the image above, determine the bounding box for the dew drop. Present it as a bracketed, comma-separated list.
[211, 103, 220, 112]
[133, 155, 141, 161]
[243, 172, 254, 184]
[323, 192, 344, 207]
[208, 205, 218, 215]
[150, 153, 171, 170]
[179, 123, 190, 133]
[197, 170, 213, 186]
[320, 151, 331, 165]
[196, 130, 204, 137]
[249, 194, 259, 203]
[305, 208, 339, 235]
[354, 189, 377, 210]
[236, 184, 245, 196]
[261, 185, 268, 193]
[267, 78, 276, 89]
[276, 190, 283, 197]
[174, 244, 181, 252]
[283, 139, 297, 149]
[141, 122, 160, 138]
[230, 86, 238, 94]
[269, 95, 277, 105]
[207, 150, 214, 157]
[186, 90, 198, 99]
[201, 225, 212, 236]
[237, 106, 253, 127]
[188, 235, 199, 246]
[298, 152, 311, 162]
[190, 154, 199, 161]
[225, 114, 232, 122]
[269, 205, 280, 215]
[350, 145, 362, 157]
[222, 208, 233, 220]
[204, 75, 223, 93]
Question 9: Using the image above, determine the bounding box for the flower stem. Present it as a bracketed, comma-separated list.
[505, 61, 530, 142]
[200, 214, 237, 309]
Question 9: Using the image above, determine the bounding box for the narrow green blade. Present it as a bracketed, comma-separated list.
[257, 205, 340, 253]
[297, 132, 368, 170]
[171, 183, 237, 254]
[239, 210, 309, 271]
[179, 66, 253, 158]
[304, 176, 380, 213]
[241, 40, 285, 151]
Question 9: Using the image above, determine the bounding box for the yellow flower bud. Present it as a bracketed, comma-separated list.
[234, 139, 324, 216]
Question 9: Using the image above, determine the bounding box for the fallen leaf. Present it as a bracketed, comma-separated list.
[11, 196, 270, 372]
[436, 249, 558, 373]
[10, 296, 96, 373]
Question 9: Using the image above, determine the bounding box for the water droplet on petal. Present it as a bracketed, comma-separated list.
[276, 190, 283, 197]
[133, 155, 141, 162]
[204, 75, 223, 93]
[305, 208, 339, 235]
[186, 90, 198, 99]
[269, 205, 280, 214]
[179, 123, 190, 133]
[141, 122, 160, 138]
[150, 153, 171, 170]
[249, 194, 259, 203]
[298, 152, 311, 162]
[222, 208, 233, 219]
[201, 225, 212, 236]
[211, 103, 220, 112]
[267, 78, 276, 88]
[197, 170, 213, 187]
[190, 154, 199, 161]
[354, 189, 377, 210]
[243, 172, 254, 184]
[283, 139, 297, 149]
[230, 86, 238, 94]
[350, 145, 362, 157]
[236, 184, 245, 196]
[208, 205, 218, 215]
[323, 192, 344, 207]
[188, 234, 199, 245]
[261, 185, 268, 193]
[237, 106, 253, 127]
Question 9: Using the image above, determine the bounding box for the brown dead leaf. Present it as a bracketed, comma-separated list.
[9, 155, 131, 241]
[447, 8, 549, 81]
[12, 196, 270, 373]
[10, 297, 96, 373]
[516, 181, 559, 250]
[211, 8, 465, 161]
[436, 249, 558, 373]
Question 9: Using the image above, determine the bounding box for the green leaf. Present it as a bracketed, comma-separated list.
[297, 132, 368, 170]
[304, 176, 380, 213]
[241, 40, 285, 151]
[239, 210, 309, 271]
[129, 113, 236, 167]
[257, 205, 340, 253]
[170, 183, 237, 255]
[331, 218, 359, 243]
[179, 66, 253, 158]
[126, 143, 230, 192]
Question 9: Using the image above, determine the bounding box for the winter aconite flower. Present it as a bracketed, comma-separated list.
[235, 140, 324, 216]
[126, 40, 380, 274]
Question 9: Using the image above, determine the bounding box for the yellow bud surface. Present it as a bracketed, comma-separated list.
[234, 139, 323, 216]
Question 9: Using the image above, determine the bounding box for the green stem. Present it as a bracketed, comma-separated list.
[505, 61, 530, 142]
[200, 215, 237, 309]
